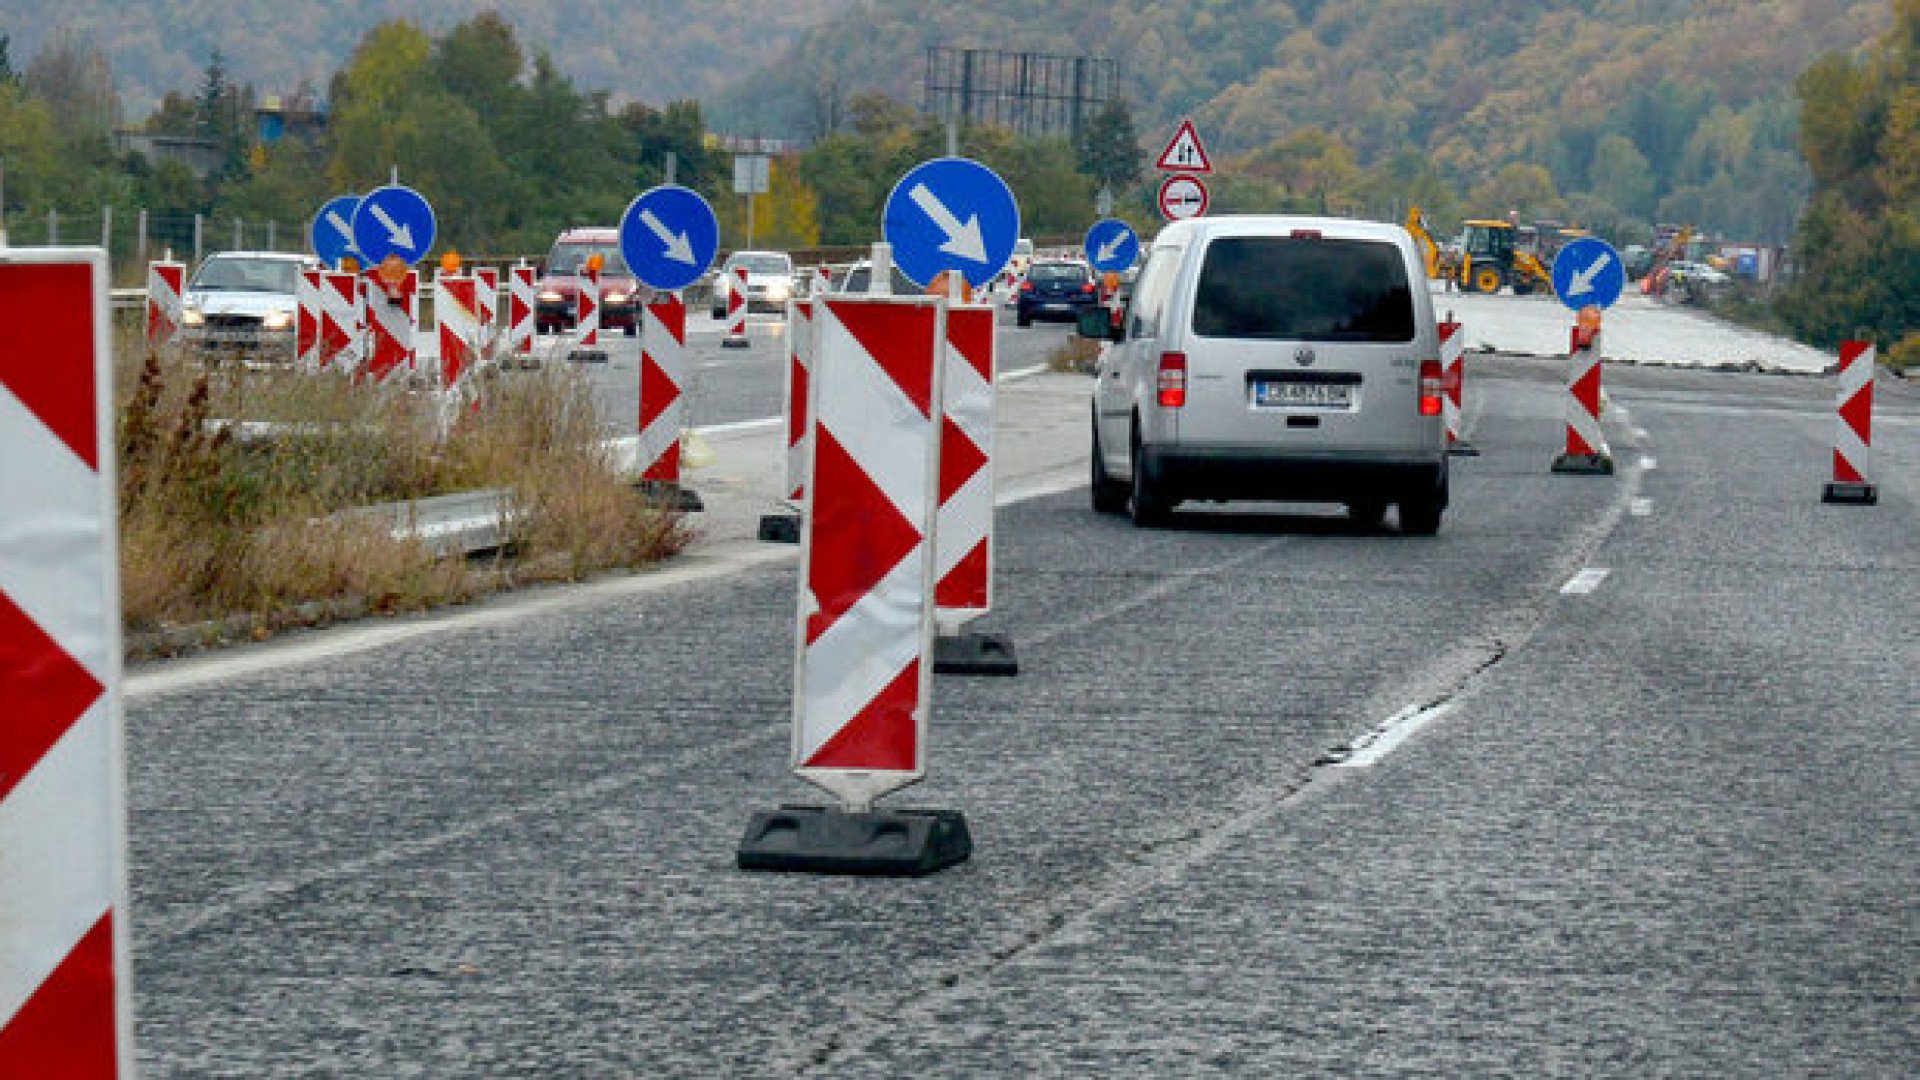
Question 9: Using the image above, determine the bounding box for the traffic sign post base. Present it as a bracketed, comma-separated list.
[757, 511, 801, 544]
[933, 630, 1019, 677]
[636, 479, 703, 512]
[1551, 452, 1614, 475]
[1821, 481, 1877, 505]
[737, 805, 972, 877]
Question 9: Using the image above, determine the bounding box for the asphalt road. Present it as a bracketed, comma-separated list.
[122, 302, 1917, 1075]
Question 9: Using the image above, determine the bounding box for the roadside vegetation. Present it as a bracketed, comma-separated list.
[116, 333, 688, 656]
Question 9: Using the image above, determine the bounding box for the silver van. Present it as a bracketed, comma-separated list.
[1081, 215, 1449, 532]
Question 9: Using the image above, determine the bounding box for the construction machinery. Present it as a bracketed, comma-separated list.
[1457, 219, 1553, 295]
[1405, 208, 1553, 295]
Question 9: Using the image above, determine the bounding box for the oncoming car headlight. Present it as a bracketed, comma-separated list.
[263, 309, 295, 332]
[181, 306, 205, 328]
[604, 290, 632, 305]
[538, 289, 565, 303]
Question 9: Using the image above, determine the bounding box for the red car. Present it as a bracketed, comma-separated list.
[535, 227, 645, 335]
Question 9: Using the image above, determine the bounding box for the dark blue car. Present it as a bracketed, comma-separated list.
[1016, 259, 1097, 327]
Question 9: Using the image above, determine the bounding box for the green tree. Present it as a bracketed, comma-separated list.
[1469, 162, 1566, 221]
[1587, 134, 1656, 221]
[1077, 98, 1142, 191]
[1779, 0, 1920, 358]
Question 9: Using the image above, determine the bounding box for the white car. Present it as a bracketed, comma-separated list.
[180, 251, 318, 360]
[710, 250, 795, 317]
[1083, 215, 1449, 532]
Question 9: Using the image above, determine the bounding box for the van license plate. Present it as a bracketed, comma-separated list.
[1256, 381, 1352, 407]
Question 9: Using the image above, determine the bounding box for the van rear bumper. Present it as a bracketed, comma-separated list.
[1142, 445, 1445, 504]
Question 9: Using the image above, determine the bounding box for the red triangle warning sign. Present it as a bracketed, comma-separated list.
[1155, 119, 1213, 174]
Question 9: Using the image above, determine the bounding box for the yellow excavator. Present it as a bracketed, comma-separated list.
[1457, 219, 1554, 295]
[1406, 208, 1553, 295]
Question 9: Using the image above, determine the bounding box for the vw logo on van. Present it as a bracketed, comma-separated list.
[1294, 346, 1316, 367]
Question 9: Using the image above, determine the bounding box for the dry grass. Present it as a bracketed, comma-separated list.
[116, 334, 688, 655]
[1048, 334, 1104, 374]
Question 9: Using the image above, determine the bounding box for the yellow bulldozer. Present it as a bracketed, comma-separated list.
[1406, 208, 1555, 295]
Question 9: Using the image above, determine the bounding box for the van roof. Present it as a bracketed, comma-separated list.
[554, 227, 618, 242]
[1154, 215, 1412, 246]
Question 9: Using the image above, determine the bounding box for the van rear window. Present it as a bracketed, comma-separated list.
[1191, 237, 1415, 342]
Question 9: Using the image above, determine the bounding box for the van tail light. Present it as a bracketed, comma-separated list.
[1157, 352, 1188, 408]
[1020, 280, 1035, 292]
[1418, 359, 1444, 417]
[1081, 283, 1095, 294]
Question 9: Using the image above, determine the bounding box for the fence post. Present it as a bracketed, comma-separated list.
[232, 216, 242, 251]
[266, 220, 276, 250]
[136, 208, 148, 268]
[193, 213, 203, 265]
[101, 205, 112, 250]
[47, 208, 58, 244]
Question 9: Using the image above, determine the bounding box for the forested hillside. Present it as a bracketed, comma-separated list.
[714, 0, 1892, 242]
[0, 0, 853, 113]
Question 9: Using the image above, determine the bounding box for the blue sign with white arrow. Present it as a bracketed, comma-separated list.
[618, 185, 720, 293]
[1083, 218, 1139, 274]
[1552, 236, 1625, 311]
[882, 157, 1021, 290]
[310, 194, 363, 269]
[352, 184, 437, 265]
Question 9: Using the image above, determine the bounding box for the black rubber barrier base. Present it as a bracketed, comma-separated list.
[720, 335, 751, 349]
[567, 349, 609, 364]
[635, 480, 704, 512]
[933, 632, 1020, 676]
[1448, 439, 1481, 457]
[737, 805, 972, 876]
[1551, 452, 1614, 475]
[757, 513, 802, 544]
[1822, 481, 1878, 505]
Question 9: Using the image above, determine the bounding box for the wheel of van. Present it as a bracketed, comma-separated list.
[1399, 483, 1447, 536]
[1090, 411, 1128, 514]
[1472, 265, 1503, 294]
[1017, 310, 1032, 328]
[1129, 428, 1171, 527]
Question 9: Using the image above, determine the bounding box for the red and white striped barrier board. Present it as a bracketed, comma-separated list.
[783, 296, 815, 500]
[1439, 319, 1463, 444]
[1551, 326, 1611, 473]
[0, 249, 133, 1076]
[638, 295, 688, 482]
[296, 268, 323, 369]
[723, 265, 748, 347]
[792, 296, 945, 810]
[145, 259, 184, 348]
[318, 271, 360, 373]
[474, 267, 498, 362]
[364, 270, 418, 384]
[1823, 340, 1877, 503]
[435, 272, 481, 390]
[508, 264, 536, 357]
[577, 265, 600, 347]
[935, 303, 996, 620]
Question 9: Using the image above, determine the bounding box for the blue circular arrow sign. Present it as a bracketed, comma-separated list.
[310, 194, 362, 269]
[882, 157, 1021, 290]
[1552, 236, 1625, 311]
[619, 185, 720, 293]
[1083, 218, 1140, 274]
[352, 184, 437, 266]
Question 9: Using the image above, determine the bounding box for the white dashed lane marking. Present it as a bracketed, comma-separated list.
[1560, 567, 1612, 595]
